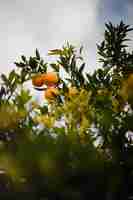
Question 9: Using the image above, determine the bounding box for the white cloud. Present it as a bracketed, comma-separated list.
[0, 0, 100, 74]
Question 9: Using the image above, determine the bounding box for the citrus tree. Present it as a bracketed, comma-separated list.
[0, 21, 133, 200]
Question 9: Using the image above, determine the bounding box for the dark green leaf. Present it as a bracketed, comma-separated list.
[79, 63, 85, 73]
[21, 55, 26, 62]
[36, 49, 40, 60]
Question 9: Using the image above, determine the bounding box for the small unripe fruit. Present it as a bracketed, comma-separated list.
[44, 88, 59, 101]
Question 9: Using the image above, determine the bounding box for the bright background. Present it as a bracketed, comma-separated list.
[0, 0, 132, 75]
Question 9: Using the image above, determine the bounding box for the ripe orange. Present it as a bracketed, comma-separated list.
[42, 72, 59, 86]
[32, 74, 44, 87]
[44, 88, 59, 101]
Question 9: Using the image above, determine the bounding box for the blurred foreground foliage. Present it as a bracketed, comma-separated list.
[0, 21, 133, 199]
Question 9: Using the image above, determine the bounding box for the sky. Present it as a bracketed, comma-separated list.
[0, 0, 133, 75]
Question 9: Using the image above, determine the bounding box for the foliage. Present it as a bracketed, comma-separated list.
[0, 21, 133, 199]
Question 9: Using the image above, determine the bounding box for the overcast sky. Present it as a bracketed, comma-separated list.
[0, 0, 133, 75]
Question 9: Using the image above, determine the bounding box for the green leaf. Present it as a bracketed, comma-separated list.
[16, 89, 31, 107]
[1, 74, 8, 83]
[79, 63, 85, 73]
[53, 127, 65, 135]
[79, 46, 83, 54]
[62, 82, 69, 93]
[48, 49, 62, 55]
[20, 69, 29, 83]
[50, 63, 59, 72]
[21, 55, 26, 62]
[35, 49, 40, 60]
[0, 86, 5, 98]
[8, 70, 17, 83]
[39, 105, 48, 114]
[14, 62, 25, 68]
[29, 57, 38, 69]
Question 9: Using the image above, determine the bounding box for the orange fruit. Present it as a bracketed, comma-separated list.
[44, 88, 59, 101]
[32, 74, 44, 87]
[42, 72, 59, 86]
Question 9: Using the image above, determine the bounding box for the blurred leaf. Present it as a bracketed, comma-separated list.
[48, 49, 62, 55]
[79, 63, 85, 73]
[16, 89, 31, 107]
[29, 57, 38, 69]
[36, 49, 40, 60]
[79, 45, 83, 54]
[14, 62, 25, 68]
[21, 55, 26, 62]
[1, 74, 8, 85]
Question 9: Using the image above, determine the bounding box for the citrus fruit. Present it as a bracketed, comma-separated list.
[44, 88, 59, 101]
[42, 72, 59, 86]
[32, 74, 44, 87]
